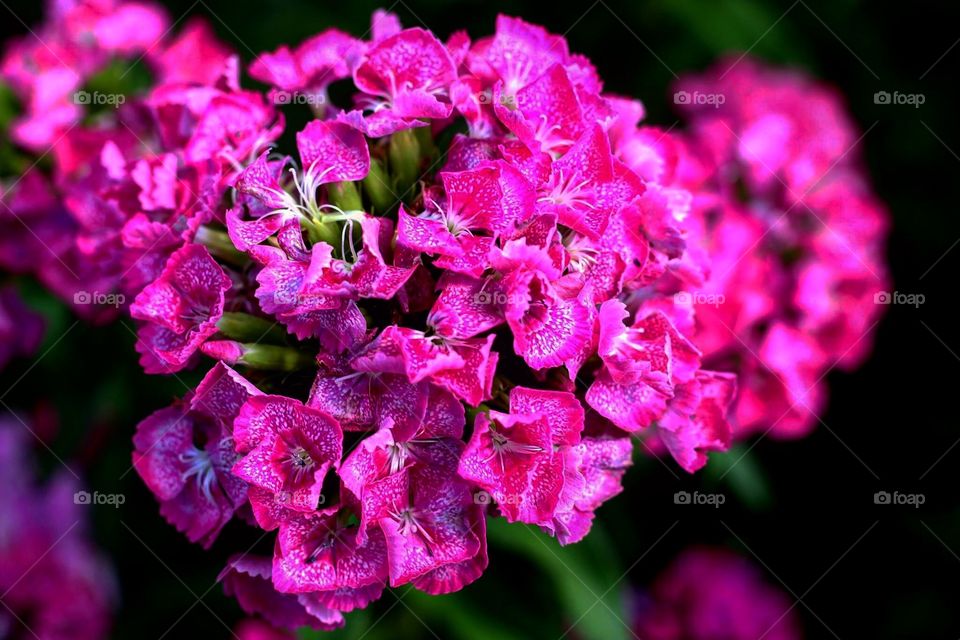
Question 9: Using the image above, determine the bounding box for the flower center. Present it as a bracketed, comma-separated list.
[305, 531, 337, 564]
[390, 507, 434, 546]
[483, 426, 544, 473]
[564, 233, 599, 272]
[179, 446, 217, 503]
[533, 115, 574, 158]
[386, 442, 409, 476]
[539, 170, 596, 210]
[287, 446, 316, 481]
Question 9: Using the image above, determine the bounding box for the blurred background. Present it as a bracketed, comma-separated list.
[1, 0, 957, 638]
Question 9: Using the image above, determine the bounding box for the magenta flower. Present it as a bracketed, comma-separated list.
[497, 257, 596, 375]
[233, 395, 344, 530]
[339, 384, 465, 533]
[250, 29, 362, 94]
[133, 362, 258, 547]
[152, 18, 235, 85]
[586, 301, 698, 429]
[548, 433, 633, 544]
[634, 547, 801, 640]
[356, 325, 498, 406]
[458, 386, 584, 526]
[130, 243, 233, 373]
[397, 162, 536, 276]
[0, 422, 117, 640]
[657, 370, 737, 472]
[272, 512, 388, 606]
[349, 28, 457, 135]
[220, 554, 346, 631]
[369, 439, 484, 591]
[234, 618, 298, 640]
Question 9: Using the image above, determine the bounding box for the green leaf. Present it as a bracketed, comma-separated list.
[706, 443, 773, 509]
[487, 518, 630, 640]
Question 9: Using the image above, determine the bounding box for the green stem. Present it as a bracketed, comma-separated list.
[194, 226, 248, 267]
[362, 159, 394, 214]
[327, 181, 363, 212]
[216, 312, 286, 343]
[238, 344, 314, 371]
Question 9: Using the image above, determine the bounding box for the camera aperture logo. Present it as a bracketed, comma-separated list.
[74, 490, 125, 508]
[874, 490, 924, 508]
[674, 490, 725, 508]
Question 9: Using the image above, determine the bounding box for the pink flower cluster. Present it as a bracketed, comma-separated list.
[633, 546, 801, 640]
[0, 423, 117, 640]
[127, 12, 738, 631]
[1, 0, 248, 321]
[667, 58, 891, 438]
[0, 0, 168, 151]
[0, 2, 889, 634]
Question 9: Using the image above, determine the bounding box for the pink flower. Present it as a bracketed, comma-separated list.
[459, 387, 584, 524]
[232, 395, 344, 530]
[634, 547, 801, 640]
[220, 554, 345, 631]
[586, 302, 698, 431]
[369, 439, 485, 590]
[271, 512, 388, 606]
[349, 28, 457, 135]
[130, 243, 233, 374]
[396, 161, 536, 276]
[0, 423, 117, 640]
[133, 363, 259, 547]
[657, 370, 737, 472]
[234, 618, 297, 640]
[251, 32, 359, 94]
[547, 432, 633, 544]
[356, 325, 498, 406]
[0, 0, 168, 150]
[152, 18, 235, 86]
[339, 385, 465, 536]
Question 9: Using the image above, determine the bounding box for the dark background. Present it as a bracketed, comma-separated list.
[1, 0, 957, 638]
